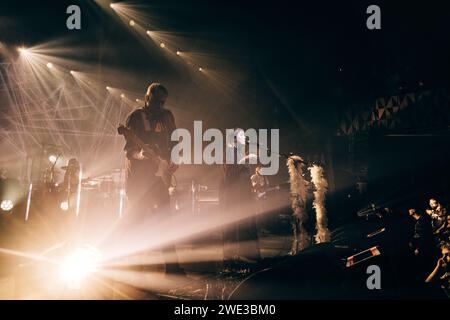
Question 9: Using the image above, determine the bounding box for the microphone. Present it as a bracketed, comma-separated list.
[245, 138, 268, 149]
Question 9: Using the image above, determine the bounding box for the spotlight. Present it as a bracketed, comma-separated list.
[18, 47, 26, 53]
[46, 62, 53, 69]
[160, 43, 165, 48]
[129, 20, 135, 26]
[106, 86, 110, 90]
[48, 155, 58, 163]
[199, 67, 203, 72]
[110, 3, 115, 9]
[135, 98, 140, 102]
[1, 200, 14, 212]
[146, 30, 151, 36]
[60, 201, 69, 211]
[176, 51, 181, 55]
[120, 93, 125, 98]
[58, 246, 101, 289]
[69, 70, 74, 75]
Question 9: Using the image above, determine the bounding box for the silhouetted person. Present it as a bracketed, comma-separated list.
[220, 128, 260, 268]
[425, 242, 450, 298]
[408, 208, 437, 281]
[122, 83, 183, 275]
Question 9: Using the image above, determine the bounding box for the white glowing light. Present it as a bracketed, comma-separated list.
[129, 20, 135, 26]
[160, 43, 165, 48]
[75, 166, 82, 217]
[18, 47, 26, 53]
[70, 70, 74, 75]
[106, 86, 110, 90]
[176, 51, 181, 55]
[58, 246, 101, 289]
[1, 200, 14, 211]
[120, 93, 125, 98]
[110, 3, 115, 9]
[135, 99, 139, 102]
[25, 183, 32, 221]
[46, 62, 53, 69]
[199, 67, 203, 72]
[48, 155, 57, 163]
[146, 30, 151, 36]
[60, 201, 69, 211]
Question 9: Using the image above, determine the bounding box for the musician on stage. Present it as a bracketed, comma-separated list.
[62, 158, 80, 196]
[122, 83, 183, 275]
[220, 128, 260, 268]
[251, 165, 270, 200]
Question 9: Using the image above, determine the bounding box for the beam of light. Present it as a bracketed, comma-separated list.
[25, 182, 33, 221]
[58, 245, 102, 289]
[75, 165, 82, 217]
[2, 41, 145, 189]
[118, 189, 125, 218]
[46, 62, 53, 69]
[109, 2, 158, 28]
[0, 247, 58, 265]
[99, 195, 287, 263]
[103, 239, 280, 269]
[99, 269, 190, 294]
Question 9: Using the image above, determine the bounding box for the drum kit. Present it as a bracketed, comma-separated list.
[80, 168, 124, 196]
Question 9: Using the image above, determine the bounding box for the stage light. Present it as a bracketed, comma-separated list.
[1, 200, 14, 211]
[199, 67, 203, 72]
[58, 246, 101, 289]
[60, 201, 69, 211]
[176, 51, 181, 55]
[120, 93, 125, 98]
[160, 42, 165, 48]
[106, 86, 110, 90]
[18, 47, 26, 53]
[146, 30, 151, 36]
[135, 98, 140, 102]
[48, 155, 57, 163]
[129, 20, 135, 26]
[46, 62, 53, 69]
[69, 70, 74, 75]
[110, 3, 115, 9]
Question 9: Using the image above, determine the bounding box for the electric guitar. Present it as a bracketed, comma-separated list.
[254, 185, 281, 199]
[117, 124, 175, 187]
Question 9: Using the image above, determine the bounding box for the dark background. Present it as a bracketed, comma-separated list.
[1, 0, 449, 209]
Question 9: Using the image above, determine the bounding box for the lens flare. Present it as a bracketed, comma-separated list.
[1, 200, 14, 211]
[60, 201, 69, 211]
[58, 246, 101, 289]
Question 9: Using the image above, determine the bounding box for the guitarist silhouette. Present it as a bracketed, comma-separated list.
[121, 83, 184, 276]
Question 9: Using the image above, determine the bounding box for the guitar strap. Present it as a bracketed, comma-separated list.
[140, 111, 151, 132]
